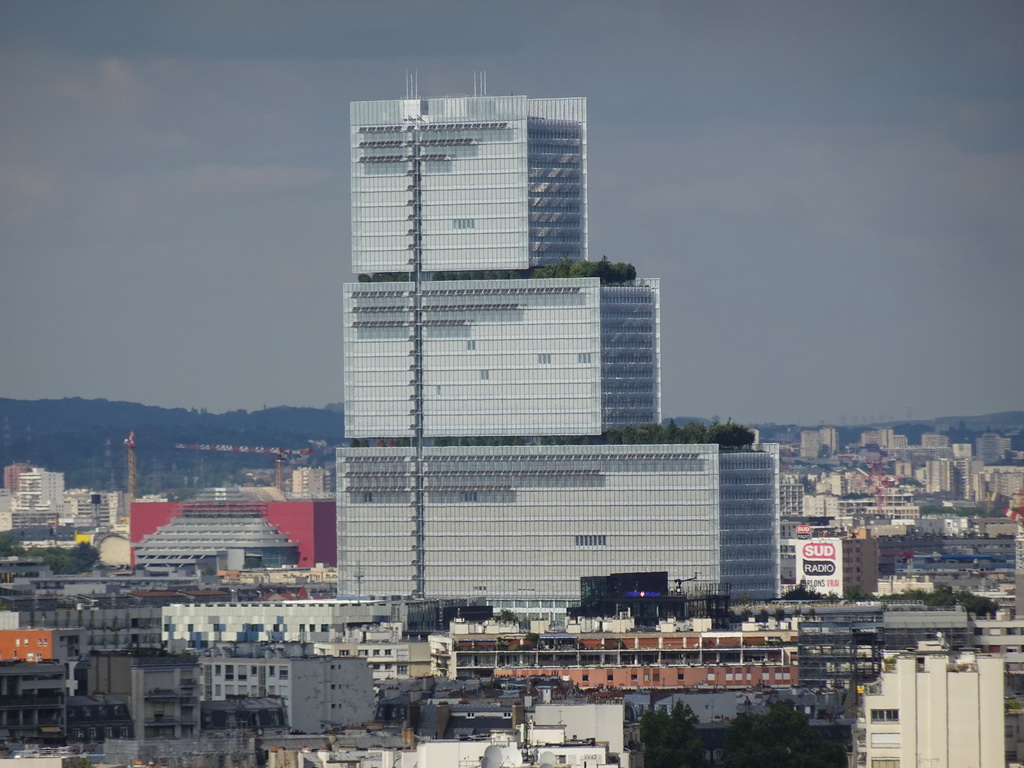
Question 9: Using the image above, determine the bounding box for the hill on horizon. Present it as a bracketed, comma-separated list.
[1, 398, 1021, 494]
[0, 397, 344, 493]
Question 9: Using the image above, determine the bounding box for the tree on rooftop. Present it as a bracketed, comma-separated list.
[879, 585, 996, 617]
[530, 256, 637, 285]
[605, 420, 754, 448]
[781, 583, 830, 601]
[706, 420, 755, 448]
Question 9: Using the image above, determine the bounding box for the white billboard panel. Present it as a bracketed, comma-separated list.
[796, 538, 844, 596]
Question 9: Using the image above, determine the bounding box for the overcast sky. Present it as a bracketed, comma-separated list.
[2, 0, 1022, 427]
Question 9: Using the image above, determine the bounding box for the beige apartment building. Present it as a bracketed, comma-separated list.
[856, 644, 1004, 768]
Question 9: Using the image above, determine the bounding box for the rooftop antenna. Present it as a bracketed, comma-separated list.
[405, 70, 419, 99]
[474, 71, 487, 96]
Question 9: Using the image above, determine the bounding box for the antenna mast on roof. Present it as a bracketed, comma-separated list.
[473, 71, 488, 96]
[405, 70, 419, 99]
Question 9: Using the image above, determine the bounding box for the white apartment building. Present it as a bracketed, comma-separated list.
[65, 489, 122, 529]
[921, 432, 950, 450]
[976, 433, 1011, 464]
[856, 645, 1004, 768]
[162, 599, 412, 650]
[801, 427, 838, 458]
[290, 467, 333, 497]
[952, 443, 973, 459]
[972, 465, 1024, 503]
[10, 467, 67, 527]
[0, 489, 12, 531]
[315, 623, 431, 680]
[801, 430, 823, 459]
[803, 494, 840, 518]
[779, 476, 804, 516]
[861, 428, 903, 451]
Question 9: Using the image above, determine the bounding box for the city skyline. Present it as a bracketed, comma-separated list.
[1, 1, 1022, 425]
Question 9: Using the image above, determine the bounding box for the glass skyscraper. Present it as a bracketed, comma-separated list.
[338, 93, 778, 605]
[351, 95, 587, 274]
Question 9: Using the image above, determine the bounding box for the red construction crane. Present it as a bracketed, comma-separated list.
[866, 456, 895, 516]
[174, 443, 315, 491]
[1005, 489, 1024, 528]
[1005, 489, 1024, 577]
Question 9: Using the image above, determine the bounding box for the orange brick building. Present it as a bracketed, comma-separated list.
[0, 628, 84, 664]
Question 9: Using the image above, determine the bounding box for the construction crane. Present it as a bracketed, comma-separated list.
[174, 443, 315, 491]
[122, 432, 136, 527]
[125, 432, 137, 502]
[866, 456, 892, 516]
[1004, 489, 1024, 576]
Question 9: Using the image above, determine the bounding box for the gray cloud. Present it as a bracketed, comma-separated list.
[1, 0, 1021, 424]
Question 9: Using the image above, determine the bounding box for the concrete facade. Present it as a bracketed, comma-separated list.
[856, 646, 1004, 768]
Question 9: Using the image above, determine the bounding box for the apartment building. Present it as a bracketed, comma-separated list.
[856, 645, 1003, 768]
[199, 655, 372, 731]
[429, 616, 798, 689]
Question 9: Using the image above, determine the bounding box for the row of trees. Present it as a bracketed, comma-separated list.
[876, 584, 998, 616]
[360, 256, 638, 286]
[529, 256, 637, 284]
[606, 419, 756, 448]
[641, 702, 846, 768]
[354, 420, 756, 450]
[0, 534, 99, 574]
[781, 582, 999, 617]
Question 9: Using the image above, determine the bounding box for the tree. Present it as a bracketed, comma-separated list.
[722, 704, 846, 768]
[529, 256, 637, 285]
[603, 420, 755, 448]
[639, 702, 708, 768]
[879, 585, 997, 617]
[706, 420, 755, 448]
[0, 534, 26, 557]
[495, 608, 519, 624]
[781, 583, 829, 601]
[25, 542, 100, 575]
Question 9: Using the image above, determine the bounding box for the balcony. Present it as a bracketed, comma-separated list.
[144, 713, 195, 727]
[0, 694, 63, 709]
[146, 688, 194, 700]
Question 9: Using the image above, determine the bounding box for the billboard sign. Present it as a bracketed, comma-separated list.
[797, 538, 843, 595]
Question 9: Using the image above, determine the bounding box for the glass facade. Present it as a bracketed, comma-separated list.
[337, 444, 723, 601]
[719, 445, 780, 600]
[343, 277, 661, 438]
[351, 96, 586, 274]
[338, 92, 779, 604]
[601, 279, 661, 428]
